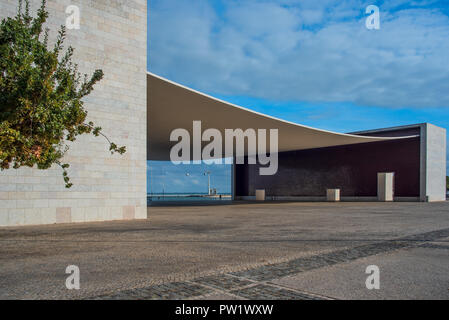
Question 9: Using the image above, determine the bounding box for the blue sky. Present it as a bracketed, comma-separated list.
[147, 0, 449, 194]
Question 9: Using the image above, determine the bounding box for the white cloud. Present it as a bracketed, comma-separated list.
[149, 0, 449, 108]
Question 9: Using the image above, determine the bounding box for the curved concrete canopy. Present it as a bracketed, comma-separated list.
[147, 72, 409, 161]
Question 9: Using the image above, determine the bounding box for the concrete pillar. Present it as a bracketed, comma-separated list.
[256, 190, 266, 201]
[420, 124, 447, 202]
[378, 173, 395, 202]
[231, 157, 236, 201]
[327, 189, 341, 202]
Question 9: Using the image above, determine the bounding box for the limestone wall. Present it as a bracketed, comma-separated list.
[0, 0, 147, 226]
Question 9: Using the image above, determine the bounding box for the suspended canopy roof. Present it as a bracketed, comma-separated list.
[147, 72, 408, 161]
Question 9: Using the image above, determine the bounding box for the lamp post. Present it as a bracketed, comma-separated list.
[185, 171, 212, 196]
[162, 171, 167, 197]
[149, 166, 153, 196]
[204, 171, 211, 195]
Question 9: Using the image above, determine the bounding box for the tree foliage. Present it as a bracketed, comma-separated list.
[0, 0, 125, 188]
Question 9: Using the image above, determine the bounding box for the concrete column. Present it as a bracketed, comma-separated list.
[327, 189, 341, 202]
[231, 157, 236, 201]
[378, 173, 395, 202]
[256, 190, 266, 201]
[420, 124, 447, 202]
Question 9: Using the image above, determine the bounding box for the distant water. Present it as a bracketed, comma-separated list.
[147, 193, 231, 204]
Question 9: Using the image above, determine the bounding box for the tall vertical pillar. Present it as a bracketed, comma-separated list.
[420, 123, 446, 202]
[378, 172, 395, 202]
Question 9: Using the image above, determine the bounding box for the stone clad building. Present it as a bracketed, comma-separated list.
[0, 0, 148, 226]
[0, 1, 446, 228]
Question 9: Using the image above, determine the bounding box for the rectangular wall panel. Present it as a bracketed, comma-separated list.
[236, 137, 421, 198]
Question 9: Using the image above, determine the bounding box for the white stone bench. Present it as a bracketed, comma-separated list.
[378, 172, 394, 202]
[327, 189, 341, 202]
[256, 189, 266, 201]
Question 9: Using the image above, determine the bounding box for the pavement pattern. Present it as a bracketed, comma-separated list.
[90, 226, 449, 300]
[1, 201, 449, 300]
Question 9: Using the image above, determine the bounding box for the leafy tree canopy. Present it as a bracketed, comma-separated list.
[0, 0, 125, 188]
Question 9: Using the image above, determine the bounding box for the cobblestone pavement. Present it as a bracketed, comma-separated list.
[89, 227, 449, 300]
[93, 282, 212, 300]
[419, 243, 449, 250]
[1, 201, 449, 299]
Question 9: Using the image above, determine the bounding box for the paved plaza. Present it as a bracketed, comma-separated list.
[1, 201, 449, 300]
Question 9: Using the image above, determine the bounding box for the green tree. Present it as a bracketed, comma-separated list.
[446, 176, 449, 191]
[0, 0, 125, 188]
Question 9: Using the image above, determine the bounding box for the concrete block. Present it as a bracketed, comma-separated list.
[256, 189, 266, 201]
[25, 209, 43, 225]
[56, 208, 72, 224]
[42, 208, 57, 225]
[99, 207, 111, 221]
[0, 200, 16, 209]
[71, 208, 85, 223]
[135, 206, 147, 219]
[85, 207, 100, 222]
[0, 211, 8, 226]
[8, 209, 25, 226]
[111, 207, 122, 220]
[123, 206, 135, 220]
[32, 199, 49, 208]
[378, 172, 395, 202]
[327, 189, 341, 202]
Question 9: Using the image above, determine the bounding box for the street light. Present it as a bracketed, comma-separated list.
[204, 171, 211, 195]
[185, 171, 212, 196]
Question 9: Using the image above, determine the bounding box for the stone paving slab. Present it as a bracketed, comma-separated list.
[2, 202, 449, 300]
[230, 284, 323, 300]
[272, 246, 449, 300]
[92, 282, 212, 300]
[194, 274, 255, 291]
[419, 243, 449, 250]
[229, 241, 415, 282]
[91, 227, 449, 300]
[193, 293, 242, 300]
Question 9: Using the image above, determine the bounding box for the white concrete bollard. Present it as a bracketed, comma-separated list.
[378, 172, 395, 202]
[327, 189, 341, 202]
[256, 189, 266, 201]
